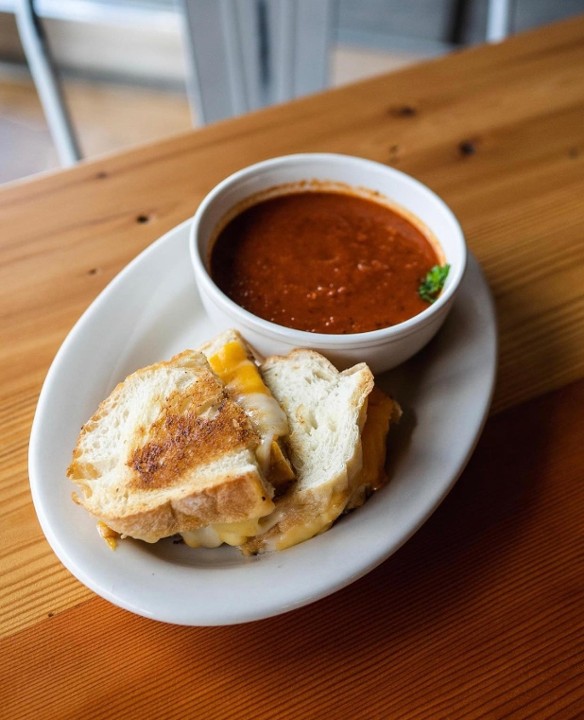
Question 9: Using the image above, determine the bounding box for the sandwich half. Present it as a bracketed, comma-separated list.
[242, 349, 400, 553]
[67, 349, 275, 547]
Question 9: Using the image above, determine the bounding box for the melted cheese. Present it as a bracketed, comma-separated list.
[255, 390, 399, 552]
[271, 491, 347, 552]
[207, 339, 293, 484]
[181, 518, 264, 548]
[97, 521, 119, 550]
[347, 387, 399, 509]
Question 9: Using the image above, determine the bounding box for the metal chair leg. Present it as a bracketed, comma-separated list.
[15, 0, 81, 165]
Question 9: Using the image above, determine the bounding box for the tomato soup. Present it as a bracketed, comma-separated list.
[210, 189, 441, 334]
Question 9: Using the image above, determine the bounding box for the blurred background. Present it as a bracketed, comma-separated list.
[1, 0, 582, 185]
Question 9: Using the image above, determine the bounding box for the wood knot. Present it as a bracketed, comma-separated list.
[391, 105, 417, 118]
[388, 144, 401, 163]
[458, 139, 478, 156]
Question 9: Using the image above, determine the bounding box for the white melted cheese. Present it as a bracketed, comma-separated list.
[234, 391, 288, 471]
[181, 518, 264, 548]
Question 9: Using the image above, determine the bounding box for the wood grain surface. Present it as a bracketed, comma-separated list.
[2, 379, 583, 719]
[1, 14, 583, 718]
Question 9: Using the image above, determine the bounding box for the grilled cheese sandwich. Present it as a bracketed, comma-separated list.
[68, 332, 399, 554]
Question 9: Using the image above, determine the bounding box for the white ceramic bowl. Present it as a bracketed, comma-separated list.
[189, 153, 466, 373]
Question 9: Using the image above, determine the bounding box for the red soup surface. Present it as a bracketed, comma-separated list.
[210, 190, 441, 334]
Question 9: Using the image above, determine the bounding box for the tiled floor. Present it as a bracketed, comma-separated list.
[0, 44, 425, 186]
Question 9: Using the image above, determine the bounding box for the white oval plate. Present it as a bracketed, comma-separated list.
[29, 220, 497, 626]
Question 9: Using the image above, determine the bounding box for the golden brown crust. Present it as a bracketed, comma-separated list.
[127, 396, 258, 491]
[96, 470, 273, 543]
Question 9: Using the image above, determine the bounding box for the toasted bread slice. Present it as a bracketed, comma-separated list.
[199, 329, 294, 491]
[242, 349, 375, 553]
[345, 386, 402, 511]
[67, 349, 274, 544]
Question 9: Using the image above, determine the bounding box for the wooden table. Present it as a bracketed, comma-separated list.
[1, 15, 583, 719]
